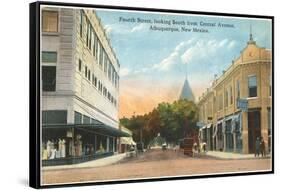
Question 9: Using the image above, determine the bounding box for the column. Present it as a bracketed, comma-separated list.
[223, 133, 226, 151]
[261, 108, 269, 154]
[242, 111, 249, 154]
[106, 137, 110, 152]
[112, 137, 115, 153]
[233, 132, 237, 152]
[94, 134, 97, 153]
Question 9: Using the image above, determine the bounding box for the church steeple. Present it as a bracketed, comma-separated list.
[179, 62, 194, 101]
[179, 78, 195, 102]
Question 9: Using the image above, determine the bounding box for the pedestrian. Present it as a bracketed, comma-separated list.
[260, 137, 266, 157]
[202, 142, 207, 153]
[255, 137, 260, 157]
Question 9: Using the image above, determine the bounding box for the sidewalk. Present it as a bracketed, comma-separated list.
[43, 153, 127, 171]
[205, 151, 271, 160]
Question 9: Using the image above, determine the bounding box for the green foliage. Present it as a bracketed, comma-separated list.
[120, 99, 198, 146]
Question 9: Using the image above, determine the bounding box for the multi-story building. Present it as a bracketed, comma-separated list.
[198, 33, 272, 154]
[41, 7, 129, 166]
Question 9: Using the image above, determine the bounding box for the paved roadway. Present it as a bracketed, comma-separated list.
[42, 149, 271, 185]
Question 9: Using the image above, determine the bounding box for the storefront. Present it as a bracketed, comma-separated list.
[247, 110, 261, 153]
[233, 113, 243, 153]
[216, 120, 224, 151]
[224, 118, 233, 152]
[120, 137, 136, 153]
[206, 124, 213, 151]
[42, 120, 130, 166]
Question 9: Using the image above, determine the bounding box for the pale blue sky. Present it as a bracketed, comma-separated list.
[95, 9, 272, 103]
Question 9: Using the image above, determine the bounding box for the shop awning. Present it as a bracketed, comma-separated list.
[120, 137, 136, 145]
[42, 122, 131, 137]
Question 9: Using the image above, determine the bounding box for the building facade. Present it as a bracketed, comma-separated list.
[41, 7, 128, 165]
[198, 34, 272, 154]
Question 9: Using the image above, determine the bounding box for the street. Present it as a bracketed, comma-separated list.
[42, 149, 271, 185]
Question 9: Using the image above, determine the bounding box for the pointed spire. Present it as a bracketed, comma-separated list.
[248, 23, 256, 45]
[249, 24, 253, 41]
[179, 77, 195, 102]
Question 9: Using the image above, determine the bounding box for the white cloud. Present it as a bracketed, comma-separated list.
[181, 38, 234, 64]
[152, 38, 196, 71]
[120, 68, 131, 77]
[104, 23, 147, 35]
[120, 38, 236, 77]
[227, 40, 236, 50]
[152, 38, 237, 72]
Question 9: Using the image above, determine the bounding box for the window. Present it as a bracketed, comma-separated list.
[108, 62, 112, 80]
[89, 27, 92, 50]
[95, 36, 99, 59]
[104, 56, 108, 74]
[86, 21, 90, 47]
[98, 81, 102, 92]
[103, 87, 107, 97]
[42, 66, 56, 91]
[230, 86, 233, 105]
[99, 47, 104, 68]
[78, 59, 82, 72]
[74, 112, 82, 124]
[236, 80, 240, 99]
[225, 90, 228, 107]
[218, 94, 223, 110]
[92, 74, 95, 85]
[80, 10, 83, 37]
[88, 70, 91, 80]
[43, 110, 67, 124]
[92, 29, 96, 56]
[83, 115, 91, 124]
[248, 75, 257, 97]
[42, 51, 57, 63]
[85, 66, 88, 78]
[42, 11, 58, 32]
[94, 77, 97, 87]
[112, 69, 115, 83]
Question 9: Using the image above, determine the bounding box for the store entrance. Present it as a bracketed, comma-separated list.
[248, 110, 261, 153]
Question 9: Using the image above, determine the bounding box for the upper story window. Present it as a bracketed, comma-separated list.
[42, 66, 56, 91]
[78, 59, 82, 72]
[230, 86, 233, 105]
[88, 70, 91, 81]
[80, 10, 83, 38]
[42, 10, 58, 33]
[85, 66, 88, 78]
[218, 94, 223, 111]
[42, 51, 57, 63]
[104, 55, 108, 74]
[236, 80, 240, 99]
[99, 46, 104, 68]
[224, 90, 228, 107]
[42, 51, 57, 92]
[248, 75, 257, 97]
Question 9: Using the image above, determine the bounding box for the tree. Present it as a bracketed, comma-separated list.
[120, 99, 198, 147]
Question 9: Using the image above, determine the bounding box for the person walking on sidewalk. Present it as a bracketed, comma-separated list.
[260, 137, 266, 157]
[255, 137, 260, 157]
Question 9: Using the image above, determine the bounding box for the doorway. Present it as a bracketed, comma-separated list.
[248, 110, 261, 153]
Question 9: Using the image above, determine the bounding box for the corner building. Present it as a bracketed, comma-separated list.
[41, 7, 128, 166]
[198, 34, 272, 154]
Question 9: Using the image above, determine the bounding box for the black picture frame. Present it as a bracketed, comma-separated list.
[30, 1, 274, 188]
